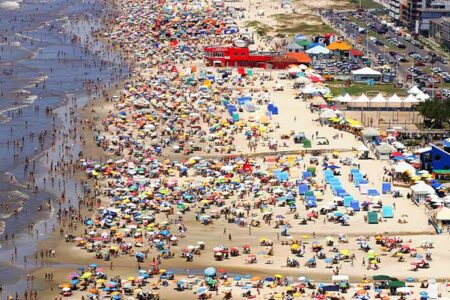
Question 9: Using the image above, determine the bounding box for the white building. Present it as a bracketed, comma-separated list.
[388, 0, 401, 22]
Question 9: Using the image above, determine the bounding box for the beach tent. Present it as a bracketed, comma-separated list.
[295, 76, 311, 84]
[350, 200, 360, 211]
[320, 109, 337, 121]
[343, 195, 352, 207]
[376, 143, 396, 160]
[411, 182, 435, 203]
[370, 93, 387, 104]
[415, 92, 430, 101]
[382, 205, 394, 218]
[403, 94, 420, 103]
[373, 275, 397, 281]
[353, 94, 370, 103]
[327, 40, 352, 51]
[367, 211, 378, 224]
[336, 93, 353, 103]
[351, 67, 382, 82]
[306, 45, 331, 58]
[298, 183, 308, 195]
[389, 281, 406, 288]
[382, 182, 392, 194]
[362, 127, 380, 139]
[394, 161, 415, 174]
[357, 144, 369, 159]
[387, 94, 403, 104]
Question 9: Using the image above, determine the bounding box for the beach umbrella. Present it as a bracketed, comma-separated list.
[80, 272, 92, 279]
[204, 267, 216, 277]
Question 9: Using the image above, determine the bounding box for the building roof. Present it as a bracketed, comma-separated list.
[351, 67, 382, 76]
[286, 52, 312, 64]
[434, 206, 450, 221]
[286, 42, 304, 50]
[350, 49, 363, 56]
[306, 45, 331, 54]
[327, 40, 352, 51]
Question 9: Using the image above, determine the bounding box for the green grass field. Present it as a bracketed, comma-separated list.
[328, 81, 407, 96]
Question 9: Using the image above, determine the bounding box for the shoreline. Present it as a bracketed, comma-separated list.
[0, 0, 448, 298]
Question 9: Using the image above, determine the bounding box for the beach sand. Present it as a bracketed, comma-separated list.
[11, 0, 449, 299]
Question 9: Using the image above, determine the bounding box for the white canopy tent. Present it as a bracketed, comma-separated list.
[351, 67, 382, 82]
[416, 92, 430, 101]
[306, 45, 331, 55]
[336, 93, 353, 103]
[370, 93, 387, 103]
[403, 94, 420, 103]
[394, 161, 416, 174]
[407, 85, 422, 95]
[353, 94, 370, 103]
[387, 94, 403, 103]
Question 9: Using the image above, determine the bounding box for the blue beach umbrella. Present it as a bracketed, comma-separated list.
[204, 267, 216, 277]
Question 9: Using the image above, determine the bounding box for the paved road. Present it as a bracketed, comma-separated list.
[323, 10, 450, 86]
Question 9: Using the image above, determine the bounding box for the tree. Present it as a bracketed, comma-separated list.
[417, 99, 450, 128]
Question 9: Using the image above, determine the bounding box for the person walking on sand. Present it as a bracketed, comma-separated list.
[228, 233, 231, 241]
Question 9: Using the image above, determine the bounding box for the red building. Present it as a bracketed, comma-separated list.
[204, 46, 310, 69]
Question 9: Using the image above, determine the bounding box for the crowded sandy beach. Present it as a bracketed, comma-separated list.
[1, 0, 450, 298]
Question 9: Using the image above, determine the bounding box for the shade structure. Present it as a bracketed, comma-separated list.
[337, 93, 353, 103]
[407, 85, 422, 95]
[327, 40, 352, 51]
[403, 94, 420, 103]
[353, 94, 370, 103]
[415, 92, 430, 101]
[306, 45, 331, 55]
[387, 94, 403, 103]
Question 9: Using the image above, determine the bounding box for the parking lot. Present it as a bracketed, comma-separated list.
[322, 8, 450, 94]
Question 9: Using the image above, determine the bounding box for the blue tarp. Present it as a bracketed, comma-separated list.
[382, 205, 394, 218]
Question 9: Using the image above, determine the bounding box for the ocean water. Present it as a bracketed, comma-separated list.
[0, 0, 128, 293]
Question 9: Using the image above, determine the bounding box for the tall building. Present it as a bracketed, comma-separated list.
[388, 0, 402, 23]
[401, 0, 450, 34]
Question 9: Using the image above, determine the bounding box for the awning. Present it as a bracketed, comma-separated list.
[389, 281, 406, 288]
